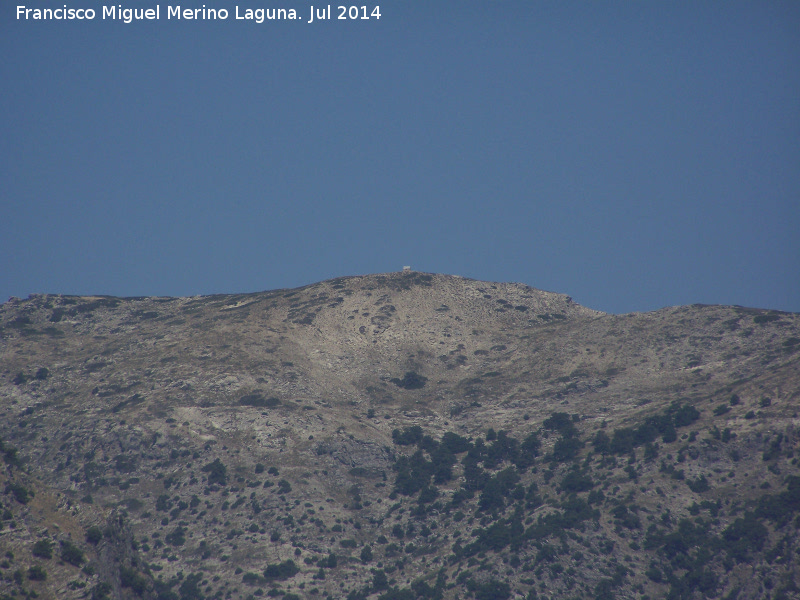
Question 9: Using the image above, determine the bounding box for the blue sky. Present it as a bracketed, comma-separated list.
[2, 1, 799, 314]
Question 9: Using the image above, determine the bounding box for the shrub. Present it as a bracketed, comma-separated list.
[392, 426, 423, 446]
[645, 565, 663, 582]
[60, 541, 85, 566]
[372, 569, 388, 590]
[155, 494, 172, 511]
[612, 505, 642, 530]
[671, 403, 701, 427]
[114, 454, 136, 473]
[466, 577, 511, 600]
[723, 512, 768, 562]
[753, 314, 780, 324]
[592, 431, 612, 454]
[32, 539, 53, 559]
[201, 459, 227, 486]
[165, 525, 186, 546]
[687, 475, 710, 493]
[86, 526, 103, 545]
[120, 566, 147, 595]
[551, 436, 583, 462]
[2, 443, 21, 468]
[378, 588, 415, 600]
[560, 470, 594, 493]
[27, 565, 47, 581]
[390, 372, 428, 390]
[239, 394, 281, 408]
[393, 450, 434, 496]
[91, 582, 113, 600]
[543, 412, 577, 437]
[322, 552, 338, 568]
[263, 560, 299, 580]
[178, 573, 203, 600]
[6, 483, 33, 504]
[243, 572, 266, 585]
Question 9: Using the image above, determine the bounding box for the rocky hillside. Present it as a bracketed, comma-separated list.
[0, 272, 798, 600]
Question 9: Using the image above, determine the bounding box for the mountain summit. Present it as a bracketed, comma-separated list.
[1, 273, 798, 600]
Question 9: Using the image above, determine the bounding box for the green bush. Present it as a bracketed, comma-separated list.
[120, 566, 148, 595]
[86, 526, 103, 545]
[753, 314, 780, 324]
[722, 512, 768, 562]
[551, 436, 583, 463]
[165, 525, 186, 546]
[243, 572, 266, 585]
[239, 394, 281, 408]
[378, 588, 415, 600]
[91, 582, 113, 600]
[27, 565, 47, 581]
[687, 475, 710, 493]
[263, 559, 299, 580]
[114, 454, 136, 473]
[201, 459, 227, 486]
[466, 577, 511, 600]
[32, 539, 53, 559]
[390, 372, 427, 390]
[372, 569, 388, 590]
[392, 426, 423, 446]
[543, 412, 577, 437]
[60, 541, 85, 566]
[178, 573, 204, 600]
[560, 470, 594, 493]
[6, 483, 33, 504]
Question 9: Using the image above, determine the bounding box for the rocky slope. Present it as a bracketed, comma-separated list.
[0, 272, 798, 600]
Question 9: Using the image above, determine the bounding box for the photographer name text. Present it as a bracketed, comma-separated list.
[16, 4, 382, 24]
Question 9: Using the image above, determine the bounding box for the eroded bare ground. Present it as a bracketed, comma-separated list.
[0, 272, 798, 600]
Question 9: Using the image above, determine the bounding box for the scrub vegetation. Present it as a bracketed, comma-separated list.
[0, 272, 798, 599]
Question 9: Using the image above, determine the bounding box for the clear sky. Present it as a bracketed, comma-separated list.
[2, 1, 799, 314]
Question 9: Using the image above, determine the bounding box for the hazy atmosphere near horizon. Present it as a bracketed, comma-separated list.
[2, 1, 799, 314]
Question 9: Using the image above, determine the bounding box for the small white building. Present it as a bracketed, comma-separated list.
[402, 266, 411, 272]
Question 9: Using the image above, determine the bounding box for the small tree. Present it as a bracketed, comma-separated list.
[60, 541, 85, 566]
[32, 540, 53, 559]
[201, 459, 227, 486]
[86, 526, 103, 545]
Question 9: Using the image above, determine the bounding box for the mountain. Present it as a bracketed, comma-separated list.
[1, 272, 798, 600]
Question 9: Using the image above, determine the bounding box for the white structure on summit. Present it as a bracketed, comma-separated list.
[402, 266, 411, 272]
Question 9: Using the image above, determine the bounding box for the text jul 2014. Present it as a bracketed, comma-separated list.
[16, 5, 382, 24]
